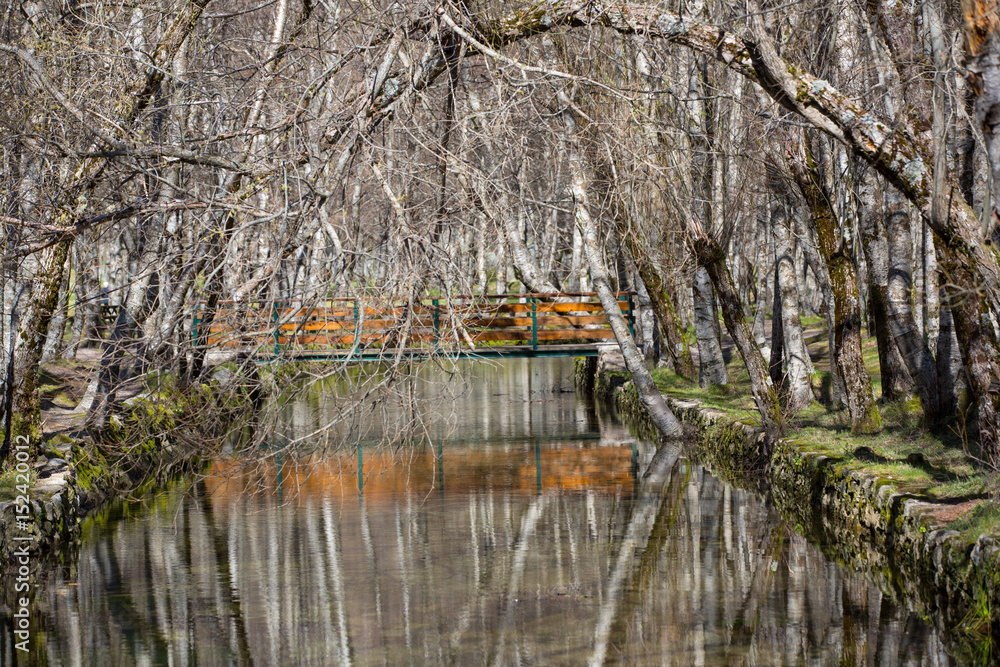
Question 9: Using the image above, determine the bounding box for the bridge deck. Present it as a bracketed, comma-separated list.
[194, 292, 633, 361]
[256, 343, 612, 362]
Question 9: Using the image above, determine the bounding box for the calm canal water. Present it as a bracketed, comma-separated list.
[4, 359, 954, 665]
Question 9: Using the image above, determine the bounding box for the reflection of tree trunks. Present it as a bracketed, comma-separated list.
[358, 498, 389, 655]
[603, 474, 685, 661]
[198, 479, 255, 665]
[490, 495, 546, 666]
[725, 528, 785, 650]
[784, 536, 807, 658]
[590, 444, 679, 666]
[321, 501, 353, 665]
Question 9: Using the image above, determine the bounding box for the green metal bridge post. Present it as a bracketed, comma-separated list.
[351, 300, 360, 361]
[272, 301, 281, 356]
[358, 443, 364, 497]
[531, 297, 538, 352]
[432, 298, 440, 352]
[626, 293, 634, 338]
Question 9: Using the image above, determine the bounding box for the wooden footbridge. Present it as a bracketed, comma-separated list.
[195, 292, 634, 361]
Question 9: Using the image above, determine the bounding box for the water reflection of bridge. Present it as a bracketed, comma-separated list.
[19, 456, 953, 665]
[196, 292, 635, 360]
[206, 437, 642, 501]
[10, 360, 954, 664]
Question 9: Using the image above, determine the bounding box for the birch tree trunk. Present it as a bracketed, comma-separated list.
[7, 240, 70, 454]
[858, 184, 911, 400]
[772, 202, 814, 410]
[693, 267, 728, 387]
[936, 299, 964, 414]
[885, 199, 942, 421]
[559, 91, 684, 439]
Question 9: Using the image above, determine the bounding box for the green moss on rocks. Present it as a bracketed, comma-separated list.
[2, 363, 264, 567]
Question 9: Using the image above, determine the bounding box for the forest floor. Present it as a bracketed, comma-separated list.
[31, 349, 240, 438]
[654, 319, 1000, 541]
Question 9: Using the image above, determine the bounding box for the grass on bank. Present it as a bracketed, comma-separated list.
[0, 467, 38, 503]
[653, 323, 998, 540]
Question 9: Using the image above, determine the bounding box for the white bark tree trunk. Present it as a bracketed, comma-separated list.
[772, 203, 814, 409]
[693, 266, 728, 387]
[559, 91, 683, 439]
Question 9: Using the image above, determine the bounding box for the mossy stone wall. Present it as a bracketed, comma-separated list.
[578, 356, 999, 655]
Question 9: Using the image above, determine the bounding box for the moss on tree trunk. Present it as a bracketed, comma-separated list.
[791, 141, 882, 435]
[7, 239, 71, 463]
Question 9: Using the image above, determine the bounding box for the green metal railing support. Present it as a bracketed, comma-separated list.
[272, 301, 281, 356]
[350, 300, 360, 361]
[358, 444, 364, 497]
[626, 293, 635, 338]
[432, 298, 440, 351]
[530, 297, 538, 351]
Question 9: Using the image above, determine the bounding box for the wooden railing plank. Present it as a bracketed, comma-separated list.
[195, 293, 633, 354]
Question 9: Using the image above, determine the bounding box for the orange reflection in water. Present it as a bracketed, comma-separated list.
[204, 442, 636, 506]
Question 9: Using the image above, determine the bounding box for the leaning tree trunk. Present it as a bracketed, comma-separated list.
[690, 232, 785, 440]
[559, 91, 683, 439]
[634, 257, 696, 379]
[6, 239, 71, 461]
[612, 200, 696, 379]
[791, 141, 882, 435]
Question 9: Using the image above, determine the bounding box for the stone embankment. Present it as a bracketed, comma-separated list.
[0, 365, 263, 566]
[579, 345, 999, 652]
